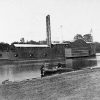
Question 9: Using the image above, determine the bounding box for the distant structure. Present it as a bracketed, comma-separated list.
[46, 15, 51, 47]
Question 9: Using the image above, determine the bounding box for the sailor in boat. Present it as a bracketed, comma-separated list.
[40, 65, 45, 77]
[58, 63, 62, 68]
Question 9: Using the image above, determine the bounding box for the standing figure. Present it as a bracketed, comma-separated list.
[41, 65, 45, 77]
[58, 63, 62, 68]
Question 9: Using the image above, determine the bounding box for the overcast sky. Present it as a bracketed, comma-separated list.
[0, 0, 100, 43]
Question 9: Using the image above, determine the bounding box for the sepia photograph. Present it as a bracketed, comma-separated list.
[0, 0, 100, 100]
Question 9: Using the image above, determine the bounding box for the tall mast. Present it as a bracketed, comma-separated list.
[46, 15, 51, 47]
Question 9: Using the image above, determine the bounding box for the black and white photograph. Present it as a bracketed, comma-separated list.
[0, 0, 100, 100]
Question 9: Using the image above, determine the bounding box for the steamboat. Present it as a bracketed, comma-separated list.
[0, 15, 96, 61]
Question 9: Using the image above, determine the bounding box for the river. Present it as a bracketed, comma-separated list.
[0, 53, 99, 84]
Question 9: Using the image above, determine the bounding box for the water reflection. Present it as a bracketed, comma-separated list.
[65, 57, 97, 70]
[0, 55, 98, 84]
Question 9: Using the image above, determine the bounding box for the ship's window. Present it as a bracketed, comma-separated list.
[30, 54, 34, 57]
[15, 54, 18, 57]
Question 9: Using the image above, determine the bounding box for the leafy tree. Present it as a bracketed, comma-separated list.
[74, 34, 83, 40]
[0, 42, 10, 51]
[83, 34, 93, 42]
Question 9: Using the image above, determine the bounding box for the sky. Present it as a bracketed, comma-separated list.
[0, 0, 100, 44]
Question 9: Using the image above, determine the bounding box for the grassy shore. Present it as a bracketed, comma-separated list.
[0, 67, 100, 100]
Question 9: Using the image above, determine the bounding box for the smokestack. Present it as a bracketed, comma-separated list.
[46, 15, 51, 47]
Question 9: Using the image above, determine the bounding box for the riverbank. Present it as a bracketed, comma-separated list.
[0, 66, 100, 100]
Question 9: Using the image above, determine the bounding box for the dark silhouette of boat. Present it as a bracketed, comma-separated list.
[41, 63, 74, 77]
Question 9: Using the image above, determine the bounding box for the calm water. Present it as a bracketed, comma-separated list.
[0, 53, 99, 84]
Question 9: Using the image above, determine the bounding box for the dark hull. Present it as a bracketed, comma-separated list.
[0, 40, 96, 62]
[43, 68, 74, 77]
